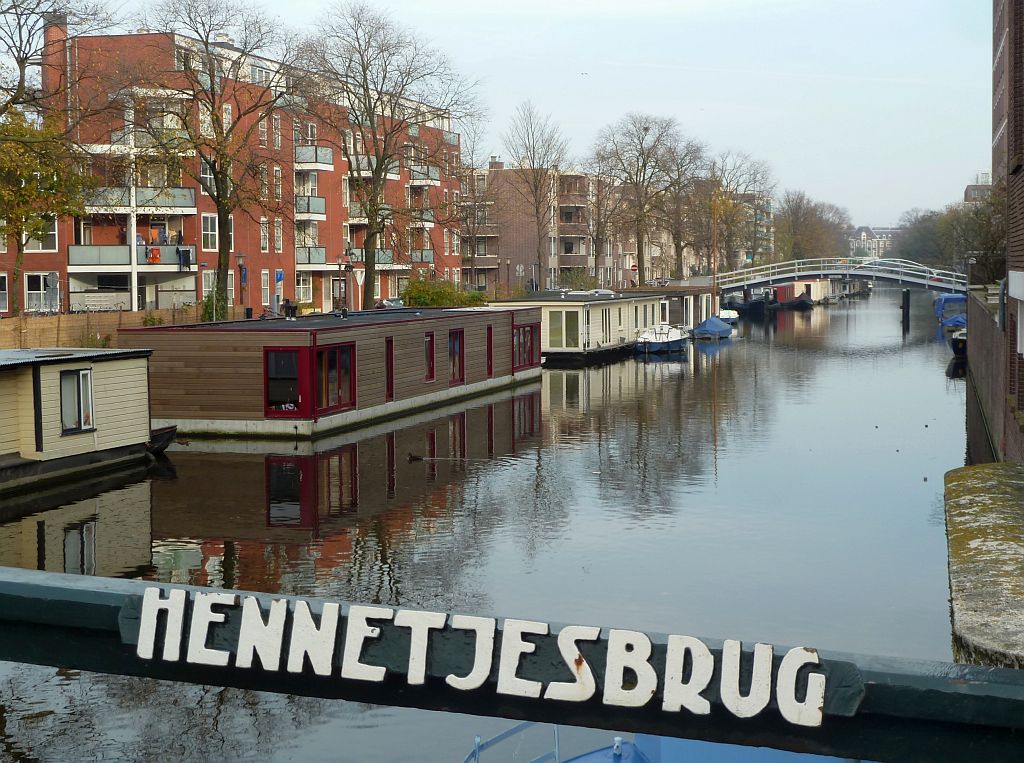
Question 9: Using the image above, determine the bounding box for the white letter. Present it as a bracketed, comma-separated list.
[496, 619, 548, 698]
[603, 629, 658, 707]
[776, 647, 826, 727]
[341, 605, 394, 682]
[446, 615, 496, 691]
[543, 625, 600, 702]
[286, 600, 339, 676]
[137, 587, 187, 661]
[720, 640, 773, 719]
[394, 609, 447, 685]
[186, 591, 237, 666]
[662, 635, 714, 715]
[235, 597, 287, 671]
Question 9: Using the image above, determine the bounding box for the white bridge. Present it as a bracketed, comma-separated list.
[716, 257, 967, 293]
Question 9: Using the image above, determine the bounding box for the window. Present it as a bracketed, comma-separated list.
[549, 310, 563, 348]
[0, 273, 7, 312]
[199, 103, 213, 137]
[306, 122, 317, 143]
[316, 344, 356, 412]
[24, 219, 57, 251]
[374, 274, 381, 299]
[25, 273, 54, 312]
[292, 119, 301, 145]
[342, 177, 349, 207]
[296, 272, 312, 302]
[260, 218, 269, 252]
[201, 214, 218, 251]
[424, 332, 435, 381]
[273, 166, 282, 200]
[272, 114, 281, 149]
[565, 311, 579, 348]
[266, 350, 301, 415]
[222, 103, 232, 131]
[274, 218, 283, 252]
[251, 65, 272, 86]
[513, 324, 540, 370]
[448, 329, 464, 385]
[259, 163, 268, 200]
[199, 157, 214, 194]
[261, 270, 270, 305]
[60, 369, 94, 434]
[202, 270, 234, 303]
[228, 215, 234, 251]
[258, 117, 268, 146]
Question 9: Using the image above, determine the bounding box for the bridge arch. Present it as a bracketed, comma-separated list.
[716, 257, 966, 293]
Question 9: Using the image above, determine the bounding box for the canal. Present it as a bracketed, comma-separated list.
[0, 286, 967, 760]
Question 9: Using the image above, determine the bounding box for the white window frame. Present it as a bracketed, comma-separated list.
[273, 166, 282, 200]
[261, 270, 270, 306]
[202, 270, 235, 303]
[222, 103, 232, 131]
[258, 117, 267, 146]
[24, 219, 58, 252]
[260, 217, 269, 252]
[199, 157, 213, 195]
[228, 215, 234, 252]
[273, 218, 283, 253]
[60, 369, 94, 434]
[272, 114, 281, 149]
[296, 272, 312, 303]
[0, 272, 8, 312]
[201, 214, 218, 251]
[374, 273, 381, 299]
[199, 103, 213, 137]
[24, 272, 55, 312]
[342, 177, 349, 207]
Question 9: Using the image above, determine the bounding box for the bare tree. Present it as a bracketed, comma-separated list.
[128, 0, 300, 317]
[654, 134, 705, 278]
[1, 1, 118, 142]
[451, 113, 495, 291]
[775, 189, 850, 262]
[501, 101, 567, 290]
[303, 1, 475, 308]
[594, 113, 678, 286]
[580, 148, 628, 287]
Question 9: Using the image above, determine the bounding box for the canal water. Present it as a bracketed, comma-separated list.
[0, 286, 966, 760]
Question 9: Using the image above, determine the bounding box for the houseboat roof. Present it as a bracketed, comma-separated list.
[119, 307, 535, 333]
[495, 291, 667, 305]
[0, 348, 152, 370]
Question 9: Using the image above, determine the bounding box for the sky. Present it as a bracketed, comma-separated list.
[241, 0, 990, 226]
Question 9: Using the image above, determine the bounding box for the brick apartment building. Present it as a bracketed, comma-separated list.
[848, 226, 899, 258]
[0, 17, 462, 316]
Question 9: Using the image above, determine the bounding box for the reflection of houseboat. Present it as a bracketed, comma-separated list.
[0, 348, 154, 497]
[119, 307, 542, 438]
[497, 292, 669, 364]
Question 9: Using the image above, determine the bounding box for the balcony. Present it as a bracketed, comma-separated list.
[443, 130, 458, 145]
[348, 202, 392, 224]
[295, 195, 327, 221]
[409, 164, 440, 186]
[410, 209, 434, 227]
[110, 127, 189, 150]
[296, 246, 327, 265]
[349, 248, 395, 264]
[294, 145, 334, 171]
[558, 192, 588, 207]
[411, 249, 434, 263]
[558, 222, 588, 237]
[86, 187, 197, 213]
[68, 245, 131, 266]
[136, 245, 196, 266]
[462, 254, 499, 268]
[349, 155, 399, 179]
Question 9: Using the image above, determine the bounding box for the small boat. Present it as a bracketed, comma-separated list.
[718, 309, 739, 325]
[692, 316, 733, 341]
[941, 313, 967, 332]
[950, 328, 967, 358]
[635, 324, 688, 353]
[934, 292, 967, 322]
[773, 292, 814, 311]
[146, 425, 178, 455]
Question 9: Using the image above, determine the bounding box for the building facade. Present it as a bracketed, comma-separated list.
[0, 19, 463, 317]
[848, 226, 899, 258]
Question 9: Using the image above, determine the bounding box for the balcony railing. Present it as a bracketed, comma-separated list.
[411, 249, 434, 263]
[294, 145, 334, 166]
[295, 195, 327, 215]
[136, 245, 196, 265]
[349, 202, 392, 221]
[443, 130, 458, 145]
[349, 155, 398, 176]
[296, 246, 327, 264]
[349, 248, 394, 264]
[412, 209, 435, 223]
[87, 187, 196, 208]
[409, 164, 440, 183]
[110, 127, 189, 148]
[68, 245, 131, 266]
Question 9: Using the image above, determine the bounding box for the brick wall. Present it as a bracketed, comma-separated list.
[968, 293, 1024, 461]
[0, 306, 246, 350]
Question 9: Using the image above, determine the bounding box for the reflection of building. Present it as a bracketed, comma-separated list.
[0, 482, 152, 577]
[148, 389, 541, 591]
[119, 307, 542, 437]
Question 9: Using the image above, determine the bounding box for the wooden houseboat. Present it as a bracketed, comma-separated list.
[496, 291, 669, 364]
[117, 307, 542, 439]
[0, 348, 153, 497]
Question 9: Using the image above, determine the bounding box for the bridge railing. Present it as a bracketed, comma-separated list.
[716, 257, 967, 292]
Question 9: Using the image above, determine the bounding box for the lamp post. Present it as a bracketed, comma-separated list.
[505, 258, 511, 292]
[236, 253, 246, 318]
[341, 243, 354, 311]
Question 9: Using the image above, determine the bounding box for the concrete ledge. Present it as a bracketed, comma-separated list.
[946, 462, 1024, 667]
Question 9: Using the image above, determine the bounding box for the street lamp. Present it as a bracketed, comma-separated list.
[339, 243, 354, 311]
[236, 252, 247, 316]
[505, 258, 511, 290]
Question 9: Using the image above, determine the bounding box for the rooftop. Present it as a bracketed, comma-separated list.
[0, 348, 151, 370]
[495, 290, 668, 304]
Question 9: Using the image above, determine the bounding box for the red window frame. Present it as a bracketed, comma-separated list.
[385, 336, 395, 401]
[448, 329, 465, 386]
[264, 347, 311, 419]
[315, 342, 357, 415]
[512, 323, 541, 371]
[424, 331, 435, 382]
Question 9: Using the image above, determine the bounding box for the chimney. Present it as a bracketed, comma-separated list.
[489, 155, 504, 170]
[40, 13, 69, 107]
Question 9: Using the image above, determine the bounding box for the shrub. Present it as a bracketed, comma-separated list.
[401, 277, 488, 307]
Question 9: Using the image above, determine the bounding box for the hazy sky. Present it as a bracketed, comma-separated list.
[250, 0, 990, 225]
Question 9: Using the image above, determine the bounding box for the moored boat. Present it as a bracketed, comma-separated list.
[635, 324, 688, 353]
[146, 425, 178, 455]
[718, 309, 739, 325]
[949, 328, 967, 358]
[772, 292, 814, 311]
[692, 316, 733, 341]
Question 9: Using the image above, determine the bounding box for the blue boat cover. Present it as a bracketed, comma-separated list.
[934, 293, 967, 320]
[693, 316, 733, 338]
[941, 313, 967, 329]
[562, 740, 652, 763]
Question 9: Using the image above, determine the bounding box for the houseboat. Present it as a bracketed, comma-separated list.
[117, 307, 542, 439]
[0, 348, 154, 497]
[496, 291, 670, 365]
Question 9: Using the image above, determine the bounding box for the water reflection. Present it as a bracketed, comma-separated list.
[0, 288, 968, 761]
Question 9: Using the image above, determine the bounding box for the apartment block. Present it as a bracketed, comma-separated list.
[848, 226, 899, 258]
[0, 18, 462, 316]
